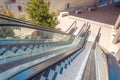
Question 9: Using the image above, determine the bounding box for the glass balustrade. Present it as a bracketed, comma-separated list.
[0, 15, 75, 65]
[0, 26, 71, 45]
[0, 14, 90, 67]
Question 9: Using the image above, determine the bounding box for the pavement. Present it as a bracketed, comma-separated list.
[71, 5, 120, 25]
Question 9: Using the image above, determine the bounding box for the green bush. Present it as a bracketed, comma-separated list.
[26, 0, 58, 28]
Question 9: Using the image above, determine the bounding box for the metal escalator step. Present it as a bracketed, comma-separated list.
[25, 48, 32, 53]
[0, 47, 6, 55]
[55, 65, 64, 74]
[16, 49, 25, 54]
[28, 45, 33, 49]
[39, 75, 47, 80]
[11, 47, 18, 53]
[2, 50, 14, 56]
[21, 46, 26, 51]
[47, 69, 57, 80]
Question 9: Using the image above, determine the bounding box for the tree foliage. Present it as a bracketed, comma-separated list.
[26, 0, 58, 28]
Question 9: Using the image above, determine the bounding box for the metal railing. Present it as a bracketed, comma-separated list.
[0, 14, 68, 34]
[65, 20, 77, 33]
[76, 22, 89, 37]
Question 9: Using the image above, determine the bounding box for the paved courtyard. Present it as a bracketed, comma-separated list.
[71, 5, 120, 25]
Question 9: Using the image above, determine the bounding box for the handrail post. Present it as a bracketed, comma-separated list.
[66, 20, 77, 32]
[112, 28, 120, 44]
[115, 48, 120, 63]
[114, 14, 120, 30]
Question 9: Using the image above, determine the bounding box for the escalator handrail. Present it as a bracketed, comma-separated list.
[0, 14, 69, 35]
[82, 27, 101, 80]
[65, 20, 77, 33]
[77, 22, 88, 37]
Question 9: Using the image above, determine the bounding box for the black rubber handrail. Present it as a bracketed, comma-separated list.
[65, 20, 77, 33]
[76, 22, 87, 37]
[0, 14, 69, 35]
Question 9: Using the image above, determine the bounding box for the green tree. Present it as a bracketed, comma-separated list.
[26, 0, 58, 28]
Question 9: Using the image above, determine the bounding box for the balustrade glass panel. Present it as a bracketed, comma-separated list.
[0, 26, 72, 64]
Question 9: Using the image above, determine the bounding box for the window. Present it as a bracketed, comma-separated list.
[18, 6, 22, 11]
[10, 0, 16, 2]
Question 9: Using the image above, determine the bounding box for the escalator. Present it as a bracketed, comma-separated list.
[0, 14, 90, 80]
[0, 14, 119, 80]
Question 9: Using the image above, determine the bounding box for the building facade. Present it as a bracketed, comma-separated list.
[0, 0, 118, 19]
[0, 0, 27, 19]
[50, 0, 98, 11]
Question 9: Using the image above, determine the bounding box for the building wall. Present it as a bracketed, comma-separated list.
[0, 0, 27, 19]
[0, 0, 98, 18]
[0, 0, 7, 14]
[9, 0, 27, 18]
[50, 0, 97, 11]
